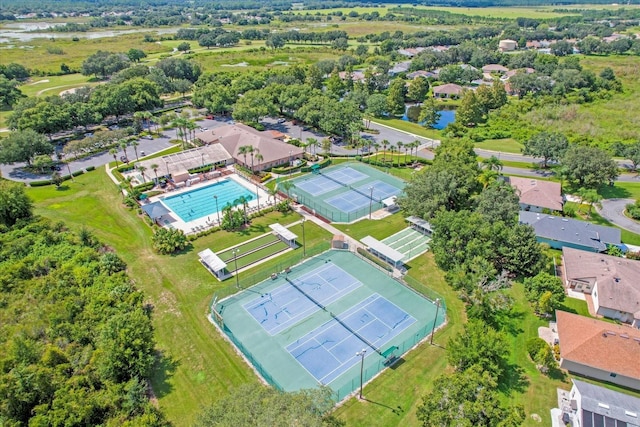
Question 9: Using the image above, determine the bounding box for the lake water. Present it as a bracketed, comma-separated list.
[402, 105, 456, 130]
[0, 22, 179, 43]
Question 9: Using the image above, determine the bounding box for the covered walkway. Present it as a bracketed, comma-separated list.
[360, 235, 405, 269]
[269, 223, 299, 248]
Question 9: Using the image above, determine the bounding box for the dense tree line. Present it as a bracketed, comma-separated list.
[0, 210, 165, 425]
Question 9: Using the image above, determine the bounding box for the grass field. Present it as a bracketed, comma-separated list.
[290, 5, 576, 19]
[18, 73, 97, 97]
[0, 32, 172, 74]
[474, 138, 524, 154]
[525, 55, 640, 144]
[370, 117, 442, 141]
[26, 170, 333, 425]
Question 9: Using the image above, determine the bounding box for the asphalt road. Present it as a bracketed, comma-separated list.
[2, 116, 640, 185]
[597, 199, 640, 235]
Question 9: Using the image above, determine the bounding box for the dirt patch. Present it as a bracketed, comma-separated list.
[28, 79, 50, 85]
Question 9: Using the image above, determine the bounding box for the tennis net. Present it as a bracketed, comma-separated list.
[319, 171, 349, 189]
[349, 185, 381, 203]
[285, 277, 382, 355]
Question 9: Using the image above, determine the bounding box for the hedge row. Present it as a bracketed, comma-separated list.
[29, 170, 85, 187]
[187, 164, 215, 174]
[272, 160, 308, 175]
[300, 158, 331, 172]
[133, 181, 155, 192]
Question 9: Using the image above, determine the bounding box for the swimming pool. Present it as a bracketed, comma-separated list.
[162, 179, 256, 222]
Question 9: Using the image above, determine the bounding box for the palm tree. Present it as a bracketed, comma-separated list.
[138, 165, 147, 183]
[150, 163, 159, 183]
[254, 153, 264, 174]
[369, 142, 379, 163]
[381, 139, 389, 163]
[268, 186, 278, 204]
[321, 138, 332, 156]
[397, 141, 404, 165]
[478, 169, 498, 189]
[390, 145, 397, 166]
[131, 140, 140, 161]
[141, 111, 154, 132]
[306, 137, 318, 156]
[482, 155, 503, 174]
[250, 148, 260, 173]
[109, 148, 119, 167]
[238, 145, 253, 169]
[119, 140, 129, 162]
[278, 180, 294, 198]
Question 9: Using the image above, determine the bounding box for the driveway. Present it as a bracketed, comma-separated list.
[597, 198, 640, 235]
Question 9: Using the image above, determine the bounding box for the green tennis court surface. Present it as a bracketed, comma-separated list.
[212, 250, 444, 400]
[288, 163, 405, 223]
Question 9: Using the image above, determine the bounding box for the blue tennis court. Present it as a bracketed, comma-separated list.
[286, 293, 416, 385]
[355, 180, 402, 202]
[322, 167, 368, 185]
[243, 263, 362, 335]
[326, 190, 372, 214]
[294, 175, 343, 196]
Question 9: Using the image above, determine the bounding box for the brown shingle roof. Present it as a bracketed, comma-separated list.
[507, 177, 563, 211]
[195, 124, 303, 169]
[556, 310, 640, 379]
[563, 248, 640, 319]
[432, 83, 463, 96]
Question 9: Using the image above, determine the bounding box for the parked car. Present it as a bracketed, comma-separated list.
[277, 118, 286, 124]
[206, 114, 214, 119]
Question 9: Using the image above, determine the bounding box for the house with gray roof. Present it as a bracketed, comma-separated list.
[518, 211, 622, 253]
[555, 379, 640, 427]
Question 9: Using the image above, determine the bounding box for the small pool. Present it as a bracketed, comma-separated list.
[162, 179, 256, 222]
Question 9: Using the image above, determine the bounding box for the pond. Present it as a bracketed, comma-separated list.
[402, 105, 456, 130]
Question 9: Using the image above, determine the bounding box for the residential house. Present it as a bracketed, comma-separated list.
[195, 124, 303, 172]
[406, 70, 437, 80]
[556, 310, 640, 391]
[338, 70, 366, 83]
[555, 379, 640, 427]
[397, 47, 426, 58]
[432, 83, 464, 99]
[505, 177, 563, 212]
[482, 64, 509, 74]
[389, 61, 412, 76]
[562, 247, 640, 328]
[519, 211, 622, 253]
[498, 39, 518, 52]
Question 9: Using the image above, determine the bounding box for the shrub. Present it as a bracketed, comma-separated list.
[260, 173, 272, 183]
[626, 251, 640, 260]
[29, 180, 53, 187]
[133, 182, 155, 192]
[526, 337, 548, 360]
[627, 200, 640, 220]
[85, 166, 96, 172]
[152, 228, 188, 254]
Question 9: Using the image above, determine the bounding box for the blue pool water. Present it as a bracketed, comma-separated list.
[162, 179, 255, 222]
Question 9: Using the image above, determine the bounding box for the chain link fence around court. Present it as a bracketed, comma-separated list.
[209, 245, 446, 402]
[287, 162, 406, 223]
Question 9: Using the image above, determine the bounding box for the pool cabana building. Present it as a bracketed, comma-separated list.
[198, 248, 231, 280]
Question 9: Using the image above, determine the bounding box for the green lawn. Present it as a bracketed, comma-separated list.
[19, 73, 97, 97]
[474, 138, 524, 154]
[332, 212, 407, 241]
[369, 117, 442, 141]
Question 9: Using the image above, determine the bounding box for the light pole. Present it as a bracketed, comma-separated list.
[214, 195, 221, 225]
[356, 348, 366, 399]
[368, 186, 374, 219]
[233, 248, 240, 289]
[255, 182, 260, 209]
[301, 217, 306, 258]
[430, 298, 441, 345]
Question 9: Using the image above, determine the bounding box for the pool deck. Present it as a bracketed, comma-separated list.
[144, 169, 270, 234]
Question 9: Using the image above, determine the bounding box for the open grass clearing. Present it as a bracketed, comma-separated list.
[474, 138, 524, 154]
[332, 211, 407, 241]
[525, 55, 640, 144]
[370, 117, 442, 141]
[18, 73, 97, 97]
